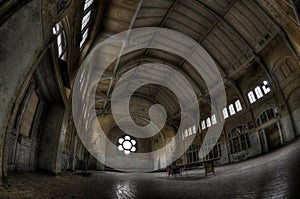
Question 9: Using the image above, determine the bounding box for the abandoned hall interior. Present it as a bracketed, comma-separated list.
[1, 0, 300, 198]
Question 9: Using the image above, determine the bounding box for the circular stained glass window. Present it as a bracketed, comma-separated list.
[118, 135, 137, 155]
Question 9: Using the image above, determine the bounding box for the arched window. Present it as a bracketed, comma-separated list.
[203, 137, 222, 160]
[248, 91, 256, 104]
[187, 143, 200, 164]
[223, 108, 229, 119]
[52, 22, 67, 60]
[118, 135, 137, 155]
[256, 108, 276, 126]
[235, 100, 242, 112]
[228, 125, 250, 154]
[229, 104, 236, 116]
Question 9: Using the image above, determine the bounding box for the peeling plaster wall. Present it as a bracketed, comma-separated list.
[0, 0, 43, 181]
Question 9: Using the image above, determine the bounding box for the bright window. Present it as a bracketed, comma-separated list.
[80, 0, 94, 49]
[81, 10, 91, 31]
[235, 100, 242, 112]
[248, 91, 256, 104]
[262, 81, 271, 94]
[206, 118, 212, 127]
[84, 0, 94, 11]
[255, 86, 264, 99]
[223, 108, 229, 119]
[184, 129, 188, 137]
[80, 28, 89, 48]
[53, 22, 67, 60]
[201, 120, 206, 130]
[118, 135, 136, 155]
[188, 127, 193, 136]
[211, 114, 217, 125]
[229, 104, 236, 116]
[192, 125, 197, 134]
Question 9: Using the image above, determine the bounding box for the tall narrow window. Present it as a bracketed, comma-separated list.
[211, 114, 217, 125]
[80, 0, 94, 49]
[52, 22, 67, 60]
[206, 118, 212, 127]
[80, 28, 89, 48]
[84, 0, 94, 11]
[188, 127, 193, 136]
[235, 100, 242, 112]
[192, 125, 197, 134]
[229, 104, 236, 116]
[223, 108, 229, 119]
[184, 129, 188, 137]
[201, 120, 206, 130]
[255, 86, 264, 99]
[262, 81, 271, 94]
[81, 11, 91, 31]
[248, 91, 256, 104]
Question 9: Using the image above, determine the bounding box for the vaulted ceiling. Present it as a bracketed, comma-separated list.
[89, 0, 298, 127]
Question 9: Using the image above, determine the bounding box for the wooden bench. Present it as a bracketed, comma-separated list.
[167, 165, 183, 177]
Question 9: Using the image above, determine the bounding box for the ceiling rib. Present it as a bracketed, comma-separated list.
[101, 0, 144, 113]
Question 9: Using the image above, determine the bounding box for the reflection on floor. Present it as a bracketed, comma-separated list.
[1, 138, 300, 199]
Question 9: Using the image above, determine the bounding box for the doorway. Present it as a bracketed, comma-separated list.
[259, 122, 283, 153]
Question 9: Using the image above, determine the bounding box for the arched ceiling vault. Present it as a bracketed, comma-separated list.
[90, 0, 297, 127]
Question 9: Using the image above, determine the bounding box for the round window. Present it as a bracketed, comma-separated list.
[118, 135, 137, 155]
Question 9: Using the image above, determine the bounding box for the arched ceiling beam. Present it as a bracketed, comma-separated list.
[102, 0, 144, 110]
[116, 54, 206, 97]
[160, 0, 180, 27]
[194, 0, 282, 109]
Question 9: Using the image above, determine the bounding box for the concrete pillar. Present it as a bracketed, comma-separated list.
[38, 102, 65, 173]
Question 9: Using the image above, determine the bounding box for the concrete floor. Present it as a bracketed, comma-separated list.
[1, 138, 300, 199]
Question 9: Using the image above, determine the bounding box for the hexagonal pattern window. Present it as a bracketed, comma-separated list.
[118, 135, 137, 155]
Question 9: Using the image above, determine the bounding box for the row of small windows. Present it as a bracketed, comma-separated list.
[248, 81, 271, 104]
[181, 125, 197, 140]
[223, 100, 242, 119]
[201, 114, 217, 130]
[183, 82, 272, 135]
